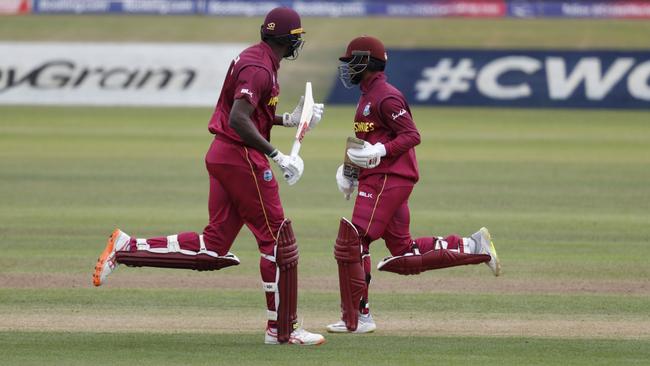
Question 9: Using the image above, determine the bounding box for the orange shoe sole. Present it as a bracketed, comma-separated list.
[92, 229, 120, 287]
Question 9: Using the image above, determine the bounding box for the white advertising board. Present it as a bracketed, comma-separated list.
[0, 42, 248, 106]
[0, 0, 26, 14]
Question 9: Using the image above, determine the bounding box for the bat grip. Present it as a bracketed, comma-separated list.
[290, 140, 301, 157]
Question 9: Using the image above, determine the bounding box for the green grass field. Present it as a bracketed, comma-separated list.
[1, 15, 650, 366]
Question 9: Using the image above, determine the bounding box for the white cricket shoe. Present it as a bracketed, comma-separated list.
[472, 227, 501, 276]
[326, 312, 376, 333]
[264, 326, 325, 346]
[92, 229, 131, 286]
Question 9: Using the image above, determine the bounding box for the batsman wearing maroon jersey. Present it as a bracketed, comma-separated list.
[92, 7, 325, 345]
[328, 36, 502, 334]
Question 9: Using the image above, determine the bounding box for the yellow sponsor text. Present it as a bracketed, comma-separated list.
[354, 121, 375, 132]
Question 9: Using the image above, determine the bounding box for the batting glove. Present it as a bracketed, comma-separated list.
[282, 96, 325, 130]
[309, 102, 324, 130]
[270, 150, 304, 186]
[336, 164, 357, 200]
[347, 141, 386, 169]
[282, 96, 304, 127]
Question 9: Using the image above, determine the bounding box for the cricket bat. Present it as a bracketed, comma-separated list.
[343, 136, 365, 180]
[284, 82, 314, 179]
[290, 82, 313, 157]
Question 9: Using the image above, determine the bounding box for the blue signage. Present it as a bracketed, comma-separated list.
[31, 0, 650, 18]
[507, 1, 650, 19]
[33, 0, 199, 14]
[328, 49, 650, 109]
[31, 0, 507, 17]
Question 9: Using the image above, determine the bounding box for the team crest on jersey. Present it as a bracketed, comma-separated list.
[362, 102, 371, 116]
[268, 96, 279, 106]
[263, 169, 273, 182]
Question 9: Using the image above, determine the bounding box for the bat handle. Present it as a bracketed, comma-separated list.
[290, 140, 301, 157]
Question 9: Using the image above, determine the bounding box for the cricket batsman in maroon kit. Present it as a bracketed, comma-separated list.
[327, 36, 502, 334]
[92, 7, 325, 345]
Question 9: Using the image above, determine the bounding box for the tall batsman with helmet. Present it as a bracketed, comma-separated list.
[328, 36, 502, 333]
[92, 7, 325, 345]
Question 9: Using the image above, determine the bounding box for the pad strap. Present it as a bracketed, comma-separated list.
[262, 281, 279, 321]
[266, 310, 278, 321]
[260, 253, 276, 263]
[167, 235, 180, 252]
[136, 239, 149, 250]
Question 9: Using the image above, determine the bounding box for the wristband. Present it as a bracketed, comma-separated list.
[282, 112, 291, 125]
[267, 149, 279, 158]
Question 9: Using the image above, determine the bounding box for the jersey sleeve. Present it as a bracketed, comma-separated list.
[233, 65, 271, 107]
[379, 97, 421, 157]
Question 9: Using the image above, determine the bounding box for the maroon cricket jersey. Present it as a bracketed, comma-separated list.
[354, 72, 420, 182]
[207, 42, 281, 168]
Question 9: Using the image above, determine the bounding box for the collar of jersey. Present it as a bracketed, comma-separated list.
[360, 72, 385, 94]
[258, 41, 281, 71]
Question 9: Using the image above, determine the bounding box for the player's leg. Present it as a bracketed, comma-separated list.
[328, 218, 376, 334]
[92, 168, 243, 286]
[261, 219, 324, 345]
[214, 153, 324, 345]
[328, 175, 408, 333]
[378, 202, 500, 276]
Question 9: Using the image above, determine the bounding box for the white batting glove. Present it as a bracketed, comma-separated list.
[347, 141, 386, 169]
[282, 96, 325, 130]
[336, 164, 357, 200]
[282, 96, 304, 127]
[309, 102, 324, 130]
[270, 150, 304, 185]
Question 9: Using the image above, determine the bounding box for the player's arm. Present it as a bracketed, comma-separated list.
[228, 66, 276, 155]
[229, 99, 275, 155]
[230, 99, 304, 185]
[379, 97, 421, 157]
[229, 66, 305, 185]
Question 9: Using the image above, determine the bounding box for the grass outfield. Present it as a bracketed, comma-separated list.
[1, 106, 649, 365]
[2, 332, 649, 366]
[1, 14, 650, 366]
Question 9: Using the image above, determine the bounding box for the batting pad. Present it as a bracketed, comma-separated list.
[334, 217, 366, 332]
[377, 247, 489, 275]
[115, 235, 240, 271]
[274, 219, 299, 343]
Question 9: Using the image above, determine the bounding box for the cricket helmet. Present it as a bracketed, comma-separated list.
[261, 7, 305, 60]
[339, 36, 387, 63]
[338, 36, 387, 89]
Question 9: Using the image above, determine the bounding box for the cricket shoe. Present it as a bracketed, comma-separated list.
[264, 326, 326, 346]
[326, 312, 376, 334]
[92, 229, 131, 286]
[471, 227, 501, 276]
